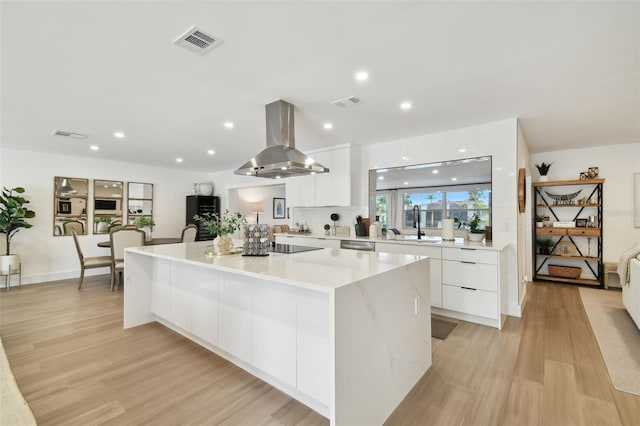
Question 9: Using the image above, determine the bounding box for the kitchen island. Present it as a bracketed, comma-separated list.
[124, 241, 431, 426]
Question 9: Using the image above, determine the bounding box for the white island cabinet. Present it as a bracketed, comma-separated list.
[124, 241, 430, 426]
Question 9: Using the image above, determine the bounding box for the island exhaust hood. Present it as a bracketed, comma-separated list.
[234, 100, 329, 179]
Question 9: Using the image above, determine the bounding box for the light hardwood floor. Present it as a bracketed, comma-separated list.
[1, 276, 639, 425]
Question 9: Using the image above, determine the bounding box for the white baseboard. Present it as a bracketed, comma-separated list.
[8, 267, 110, 287]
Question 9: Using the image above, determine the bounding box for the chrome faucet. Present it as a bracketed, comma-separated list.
[413, 205, 421, 240]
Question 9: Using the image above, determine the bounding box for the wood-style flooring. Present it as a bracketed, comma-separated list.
[1, 276, 639, 425]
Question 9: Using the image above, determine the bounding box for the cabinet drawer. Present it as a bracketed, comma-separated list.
[566, 228, 600, 237]
[536, 228, 566, 236]
[376, 242, 441, 259]
[442, 284, 498, 319]
[442, 247, 497, 264]
[442, 260, 497, 292]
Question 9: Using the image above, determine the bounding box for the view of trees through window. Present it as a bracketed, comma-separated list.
[376, 185, 491, 231]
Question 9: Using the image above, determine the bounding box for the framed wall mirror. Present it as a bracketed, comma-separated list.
[53, 176, 89, 236]
[369, 156, 492, 236]
[93, 179, 124, 234]
[127, 182, 153, 226]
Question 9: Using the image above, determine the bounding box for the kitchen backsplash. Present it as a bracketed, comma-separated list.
[291, 206, 368, 236]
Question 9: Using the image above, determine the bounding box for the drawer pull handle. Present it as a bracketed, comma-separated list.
[461, 261, 476, 264]
[461, 286, 477, 291]
[461, 248, 476, 251]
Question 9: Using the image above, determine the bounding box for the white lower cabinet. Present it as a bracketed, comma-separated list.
[297, 290, 330, 406]
[252, 280, 297, 388]
[151, 258, 172, 320]
[191, 267, 219, 346]
[440, 247, 503, 328]
[276, 235, 339, 249]
[218, 272, 253, 363]
[375, 243, 442, 308]
[170, 263, 193, 331]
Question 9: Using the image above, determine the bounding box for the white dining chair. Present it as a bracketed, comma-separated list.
[181, 224, 198, 242]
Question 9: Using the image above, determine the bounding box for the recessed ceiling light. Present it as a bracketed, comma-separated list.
[104, 185, 108, 188]
[378, 176, 384, 180]
[404, 182, 409, 185]
[176, 158, 183, 163]
[90, 145, 99, 151]
[400, 101, 412, 110]
[207, 149, 215, 155]
[310, 171, 316, 175]
[114, 132, 125, 138]
[223, 121, 234, 129]
[402, 156, 409, 161]
[355, 71, 369, 81]
[245, 172, 251, 176]
[275, 176, 281, 179]
[323, 122, 333, 130]
[458, 148, 467, 153]
[451, 177, 457, 181]
[432, 170, 439, 174]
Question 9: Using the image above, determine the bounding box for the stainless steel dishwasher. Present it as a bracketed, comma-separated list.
[340, 240, 375, 251]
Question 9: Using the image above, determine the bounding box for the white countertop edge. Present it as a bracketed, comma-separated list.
[276, 232, 508, 251]
[126, 243, 429, 292]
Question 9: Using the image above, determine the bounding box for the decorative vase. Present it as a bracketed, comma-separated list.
[197, 182, 214, 196]
[142, 226, 152, 242]
[324, 230, 330, 236]
[213, 234, 234, 254]
[96, 222, 109, 233]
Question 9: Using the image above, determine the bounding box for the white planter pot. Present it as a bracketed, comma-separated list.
[0, 254, 20, 273]
[96, 222, 109, 233]
[538, 175, 549, 182]
[142, 227, 152, 242]
[468, 232, 485, 242]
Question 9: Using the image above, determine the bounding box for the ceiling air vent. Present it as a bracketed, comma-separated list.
[51, 130, 88, 139]
[331, 96, 361, 108]
[173, 26, 223, 55]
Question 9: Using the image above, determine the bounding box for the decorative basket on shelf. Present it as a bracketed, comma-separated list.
[544, 189, 582, 205]
[548, 264, 581, 279]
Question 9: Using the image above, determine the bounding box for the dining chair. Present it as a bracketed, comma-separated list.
[279, 224, 290, 233]
[71, 230, 112, 289]
[64, 220, 85, 235]
[181, 224, 198, 242]
[109, 228, 145, 291]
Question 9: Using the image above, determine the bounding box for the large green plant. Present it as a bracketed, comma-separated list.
[0, 186, 36, 255]
[194, 210, 245, 236]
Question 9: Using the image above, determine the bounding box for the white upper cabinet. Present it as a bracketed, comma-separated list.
[286, 145, 360, 207]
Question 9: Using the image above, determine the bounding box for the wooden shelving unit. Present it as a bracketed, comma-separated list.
[532, 178, 604, 287]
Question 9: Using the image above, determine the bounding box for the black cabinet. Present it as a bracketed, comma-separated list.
[186, 195, 220, 241]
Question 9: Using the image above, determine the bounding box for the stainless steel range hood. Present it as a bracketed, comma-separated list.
[234, 100, 329, 179]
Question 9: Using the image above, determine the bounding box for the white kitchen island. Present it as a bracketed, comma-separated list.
[124, 241, 431, 426]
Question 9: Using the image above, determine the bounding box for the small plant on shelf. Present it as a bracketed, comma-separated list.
[324, 224, 331, 236]
[468, 213, 484, 234]
[535, 162, 552, 177]
[94, 216, 113, 224]
[536, 237, 554, 255]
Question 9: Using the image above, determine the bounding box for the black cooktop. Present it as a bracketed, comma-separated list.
[270, 243, 324, 254]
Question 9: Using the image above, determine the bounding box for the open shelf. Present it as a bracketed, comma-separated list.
[536, 204, 601, 208]
[536, 254, 599, 261]
[533, 178, 605, 187]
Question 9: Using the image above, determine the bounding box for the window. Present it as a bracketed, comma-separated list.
[400, 185, 491, 230]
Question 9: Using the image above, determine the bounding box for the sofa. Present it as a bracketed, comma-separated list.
[623, 257, 640, 329]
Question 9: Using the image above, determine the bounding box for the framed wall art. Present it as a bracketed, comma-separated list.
[273, 198, 286, 219]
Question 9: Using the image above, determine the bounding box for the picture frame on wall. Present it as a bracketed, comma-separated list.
[575, 218, 588, 228]
[273, 198, 286, 219]
[58, 200, 71, 214]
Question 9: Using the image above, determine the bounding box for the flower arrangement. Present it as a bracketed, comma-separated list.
[134, 216, 155, 229]
[194, 210, 245, 236]
[535, 162, 552, 176]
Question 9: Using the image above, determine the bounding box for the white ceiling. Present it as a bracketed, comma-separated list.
[1, 1, 638, 173]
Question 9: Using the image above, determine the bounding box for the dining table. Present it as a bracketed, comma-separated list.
[97, 237, 182, 248]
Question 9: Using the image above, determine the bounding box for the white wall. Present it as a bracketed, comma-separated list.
[1, 148, 209, 284]
[517, 121, 532, 308]
[361, 118, 521, 316]
[228, 184, 288, 226]
[531, 143, 640, 272]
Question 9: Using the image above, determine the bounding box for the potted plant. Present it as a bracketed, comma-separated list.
[134, 216, 155, 241]
[467, 213, 485, 242]
[324, 224, 331, 236]
[194, 210, 246, 254]
[94, 216, 112, 233]
[537, 237, 554, 255]
[535, 214, 545, 228]
[0, 186, 36, 276]
[535, 162, 552, 181]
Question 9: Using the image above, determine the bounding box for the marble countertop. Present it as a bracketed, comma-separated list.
[126, 241, 427, 293]
[277, 232, 508, 251]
